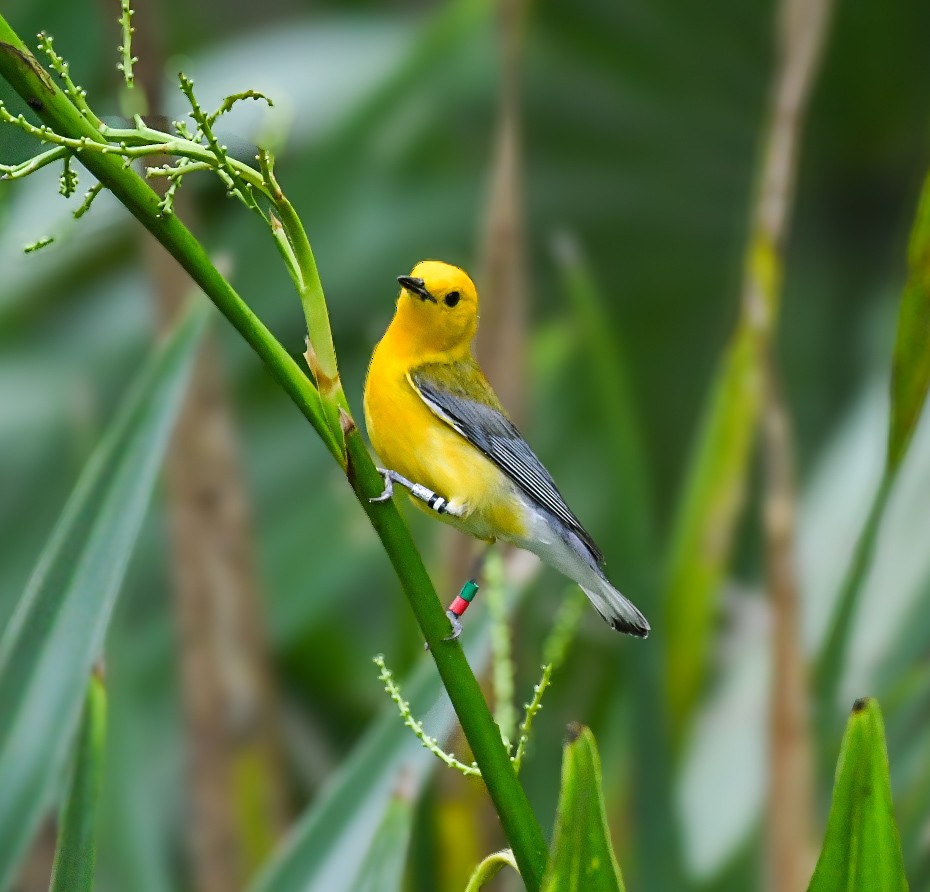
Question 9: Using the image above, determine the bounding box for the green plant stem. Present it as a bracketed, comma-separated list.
[464, 849, 519, 892]
[345, 430, 547, 886]
[0, 21, 547, 889]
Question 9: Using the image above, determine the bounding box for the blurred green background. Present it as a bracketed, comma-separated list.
[2, 0, 930, 889]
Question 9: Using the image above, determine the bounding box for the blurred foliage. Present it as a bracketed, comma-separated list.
[2, 0, 930, 890]
[0, 301, 206, 889]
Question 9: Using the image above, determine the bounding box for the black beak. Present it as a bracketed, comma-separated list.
[397, 275, 436, 303]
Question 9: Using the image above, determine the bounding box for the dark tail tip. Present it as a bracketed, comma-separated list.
[612, 618, 650, 638]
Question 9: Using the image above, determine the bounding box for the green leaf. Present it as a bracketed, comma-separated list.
[817, 166, 930, 731]
[662, 318, 764, 749]
[464, 849, 519, 892]
[541, 724, 626, 892]
[351, 791, 414, 892]
[553, 238, 684, 889]
[808, 698, 908, 892]
[888, 171, 930, 474]
[0, 300, 207, 889]
[49, 672, 107, 892]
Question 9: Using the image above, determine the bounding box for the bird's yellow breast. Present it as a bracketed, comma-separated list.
[363, 334, 528, 542]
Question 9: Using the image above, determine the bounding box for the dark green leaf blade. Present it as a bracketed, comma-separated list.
[888, 172, 930, 474]
[541, 724, 626, 892]
[351, 791, 414, 892]
[808, 698, 908, 892]
[49, 672, 107, 892]
[0, 301, 207, 889]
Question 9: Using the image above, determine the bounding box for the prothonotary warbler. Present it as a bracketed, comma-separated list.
[363, 260, 650, 639]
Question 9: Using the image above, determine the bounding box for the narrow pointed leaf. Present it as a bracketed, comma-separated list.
[662, 321, 764, 747]
[541, 724, 626, 892]
[0, 301, 207, 889]
[351, 791, 414, 892]
[888, 171, 930, 474]
[49, 672, 107, 892]
[808, 698, 907, 892]
[554, 238, 683, 888]
[817, 166, 930, 723]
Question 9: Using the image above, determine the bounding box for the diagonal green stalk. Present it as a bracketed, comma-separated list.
[0, 20, 547, 890]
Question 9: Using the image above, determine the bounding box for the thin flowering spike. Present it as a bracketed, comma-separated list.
[178, 73, 258, 210]
[373, 655, 481, 777]
[36, 32, 102, 128]
[73, 182, 104, 219]
[485, 554, 516, 744]
[206, 89, 274, 127]
[59, 155, 78, 197]
[509, 589, 585, 773]
[512, 664, 553, 774]
[3, 29, 288, 317]
[24, 237, 54, 254]
[116, 0, 137, 88]
[0, 145, 69, 180]
[158, 170, 185, 218]
[173, 119, 195, 140]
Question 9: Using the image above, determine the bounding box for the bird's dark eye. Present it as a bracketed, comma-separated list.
[444, 291, 460, 307]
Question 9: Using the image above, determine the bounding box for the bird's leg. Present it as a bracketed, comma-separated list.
[425, 578, 480, 649]
[445, 578, 480, 639]
[370, 467, 464, 517]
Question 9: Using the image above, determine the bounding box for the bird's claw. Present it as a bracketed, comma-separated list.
[443, 609, 463, 641]
[369, 467, 394, 503]
[424, 609, 465, 650]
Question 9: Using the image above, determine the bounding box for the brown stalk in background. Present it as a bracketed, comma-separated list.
[128, 9, 289, 892]
[764, 367, 816, 892]
[476, 0, 527, 423]
[749, 0, 834, 889]
[11, 824, 56, 892]
[437, 0, 528, 886]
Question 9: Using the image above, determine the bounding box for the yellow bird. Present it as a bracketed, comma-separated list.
[363, 260, 649, 639]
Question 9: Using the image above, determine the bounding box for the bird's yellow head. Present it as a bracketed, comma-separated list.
[392, 260, 479, 358]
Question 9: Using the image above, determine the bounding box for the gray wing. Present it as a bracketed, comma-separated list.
[409, 369, 604, 564]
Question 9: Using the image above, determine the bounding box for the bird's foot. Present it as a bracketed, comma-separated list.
[424, 579, 480, 649]
[443, 609, 463, 641]
[369, 468, 464, 518]
[370, 467, 395, 502]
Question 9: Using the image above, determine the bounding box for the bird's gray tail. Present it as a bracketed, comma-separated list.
[514, 510, 650, 638]
[580, 574, 650, 638]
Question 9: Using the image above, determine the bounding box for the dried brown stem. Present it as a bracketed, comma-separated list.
[475, 0, 527, 419]
[130, 8, 288, 890]
[754, 0, 833, 889]
[763, 367, 816, 892]
[11, 821, 56, 892]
